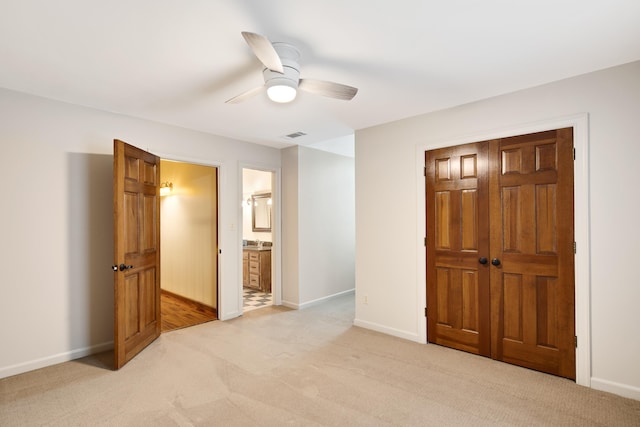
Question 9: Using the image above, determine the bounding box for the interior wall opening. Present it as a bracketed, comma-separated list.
[242, 168, 275, 313]
[160, 159, 219, 331]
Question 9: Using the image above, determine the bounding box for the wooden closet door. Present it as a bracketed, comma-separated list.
[426, 142, 491, 356]
[426, 128, 575, 380]
[489, 128, 575, 379]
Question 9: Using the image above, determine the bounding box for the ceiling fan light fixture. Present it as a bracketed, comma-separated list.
[228, 32, 359, 105]
[266, 82, 297, 103]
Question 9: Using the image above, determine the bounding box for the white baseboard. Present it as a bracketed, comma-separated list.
[353, 318, 421, 342]
[591, 377, 640, 401]
[281, 300, 299, 309]
[0, 341, 114, 380]
[283, 288, 355, 310]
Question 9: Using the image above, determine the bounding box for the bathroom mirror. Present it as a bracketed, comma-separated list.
[252, 193, 272, 232]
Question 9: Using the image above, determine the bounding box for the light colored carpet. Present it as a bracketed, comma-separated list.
[1, 293, 639, 426]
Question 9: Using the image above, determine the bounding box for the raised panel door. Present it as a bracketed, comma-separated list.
[426, 142, 491, 356]
[489, 128, 575, 379]
[426, 128, 575, 379]
[113, 140, 161, 369]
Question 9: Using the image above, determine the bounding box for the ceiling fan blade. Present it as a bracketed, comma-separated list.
[298, 79, 358, 101]
[225, 86, 264, 104]
[241, 32, 284, 73]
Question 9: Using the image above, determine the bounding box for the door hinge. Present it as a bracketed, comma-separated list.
[425, 307, 428, 317]
[424, 237, 427, 247]
[573, 241, 577, 254]
[573, 147, 576, 160]
[423, 166, 427, 177]
[574, 336, 578, 348]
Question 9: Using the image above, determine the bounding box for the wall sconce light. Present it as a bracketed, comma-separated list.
[160, 182, 173, 196]
[243, 198, 252, 207]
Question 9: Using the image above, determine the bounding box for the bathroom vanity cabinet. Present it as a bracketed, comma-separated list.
[242, 248, 271, 293]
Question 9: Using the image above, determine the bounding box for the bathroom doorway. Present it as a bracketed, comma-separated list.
[242, 168, 274, 312]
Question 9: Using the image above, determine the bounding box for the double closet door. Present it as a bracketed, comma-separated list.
[425, 128, 575, 379]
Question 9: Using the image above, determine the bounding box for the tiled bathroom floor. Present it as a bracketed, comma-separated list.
[243, 287, 272, 312]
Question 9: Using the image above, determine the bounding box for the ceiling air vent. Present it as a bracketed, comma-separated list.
[284, 131, 307, 139]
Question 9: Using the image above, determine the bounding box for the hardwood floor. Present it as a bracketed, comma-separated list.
[161, 290, 217, 332]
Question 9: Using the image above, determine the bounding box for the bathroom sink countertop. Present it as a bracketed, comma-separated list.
[243, 246, 272, 251]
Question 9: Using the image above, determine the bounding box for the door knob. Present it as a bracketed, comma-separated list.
[119, 263, 133, 271]
[479, 257, 488, 265]
[491, 258, 501, 266]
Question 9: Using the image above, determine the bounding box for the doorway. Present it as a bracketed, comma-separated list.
[113, 140, 220, 368]
[242, 168, 274, 312]
[160, 159, 219, 331]
[425, 128, 576, 379]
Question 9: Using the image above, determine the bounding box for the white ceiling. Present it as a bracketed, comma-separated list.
[1, 0, 639, 151]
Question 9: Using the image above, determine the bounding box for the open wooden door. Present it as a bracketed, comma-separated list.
[113, 140, 161, 369]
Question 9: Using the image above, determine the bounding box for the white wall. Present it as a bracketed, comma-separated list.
[354, 60, 640, 399]
[0, 87, 280, 378]
[282, 146, 356, 308]
[281, 147, 300, 305]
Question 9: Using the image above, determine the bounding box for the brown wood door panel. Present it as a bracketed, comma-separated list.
[426, 128, 575, 380]
[432, 330, 482, 354]
[501, 339, 563, 373]
[114, 139, 161, 369]
[489, 128, 575, 379]
[426, 142, 491, 357]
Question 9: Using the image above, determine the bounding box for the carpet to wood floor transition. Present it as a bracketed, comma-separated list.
[160, 291, 217, 332]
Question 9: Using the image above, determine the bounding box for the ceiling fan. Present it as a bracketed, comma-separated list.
[225, 32, 358, 104]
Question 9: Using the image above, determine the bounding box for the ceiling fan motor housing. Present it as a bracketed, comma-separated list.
[263, 42, 301, 89]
